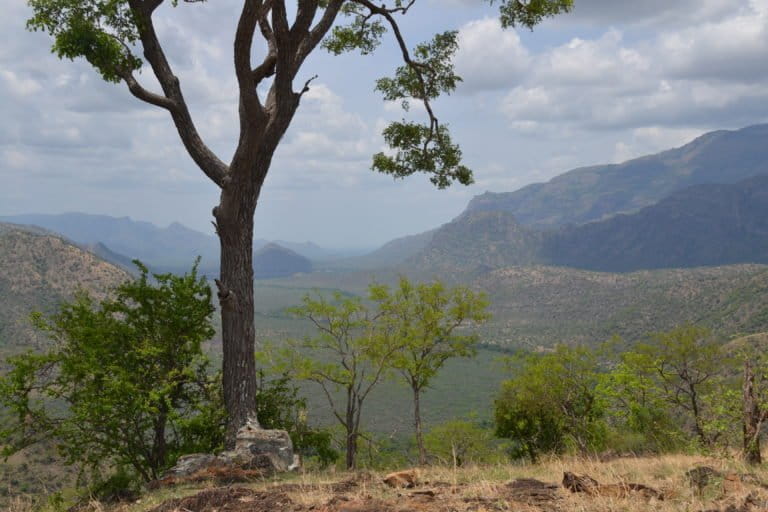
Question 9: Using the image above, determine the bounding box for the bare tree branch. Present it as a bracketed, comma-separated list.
[235, 0, 268, 119]
[121, 71, 177, 111]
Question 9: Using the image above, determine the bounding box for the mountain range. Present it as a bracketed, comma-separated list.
[0, 212, 344, 274]
[466, 124, 768, 227]
[351, 124, 768, 274]
[6, 124, 768, 278]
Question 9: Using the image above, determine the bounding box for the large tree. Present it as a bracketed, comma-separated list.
[25, 0, 573, 443]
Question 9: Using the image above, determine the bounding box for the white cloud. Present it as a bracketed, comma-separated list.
[494, 5, 768, 135]
[2, 0, 768, 246]
[454, 18, 530, 93]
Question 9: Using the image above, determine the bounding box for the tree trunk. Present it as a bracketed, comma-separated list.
[743, 360, 762, 464]
[346, 431, 357, 470]
[216, 184, 259, 447]
[151, 407, 168, 479]
[688, 382, 708, 447]
[413, 386, 426, 465]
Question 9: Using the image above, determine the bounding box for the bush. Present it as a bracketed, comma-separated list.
[494, 346, 607, 460]
[425, 418, 501, 466]
[0, 260, 222, 486]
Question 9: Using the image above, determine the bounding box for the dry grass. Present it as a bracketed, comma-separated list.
[11, 454, 768, 512]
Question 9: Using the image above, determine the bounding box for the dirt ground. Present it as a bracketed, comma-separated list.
[142, 463, 768, 512]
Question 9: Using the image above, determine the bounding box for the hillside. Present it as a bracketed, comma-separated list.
[14, 454, 768, 512]
[0, 223, 130, 355]
[466, 124, 768, 228]
[544, 175, 768, 271]
[254, 243, 313, 279]
[412, 211, 541, 272]
[476, 264, 768, 348]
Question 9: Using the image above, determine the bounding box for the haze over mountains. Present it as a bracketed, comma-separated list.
[0, 212, 341, 276]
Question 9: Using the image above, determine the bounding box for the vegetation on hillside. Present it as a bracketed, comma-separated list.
[0, 225, 130, 358]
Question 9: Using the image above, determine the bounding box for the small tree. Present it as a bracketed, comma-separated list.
[630, 325, 727, 447]
[0, 261, 220, 483]
[599, 346, 684, 453]
[424, 418, 497, 467]
[264, 291, 397, 469]
[25, 0, 574, 442]
[732, 337, 768, 464]
[371, 277, 489, 465]
[495, 345, 606, 460]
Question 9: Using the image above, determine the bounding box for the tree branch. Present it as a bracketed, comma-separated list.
[352, 0, 440, 147]
[126, 0, 229, 188]
[234, 0, 268, 118]
[121, 71, 177, 111]
[298, 0, 345, 68]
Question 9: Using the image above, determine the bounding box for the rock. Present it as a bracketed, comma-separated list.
[687, 466, 723, 493]
[562, 472, 599, 494]
[219, 420, 298, 475]
[383, 469, 417, 488]
[163, 453, 225, 478]
[562, 471, 663, 500]
[161, 421, 299, 483]
[506, 478, 562, 509]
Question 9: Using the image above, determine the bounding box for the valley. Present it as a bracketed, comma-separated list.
[4, 125, 768, 509]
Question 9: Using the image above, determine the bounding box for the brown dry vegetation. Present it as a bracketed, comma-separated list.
[9, 454, 768, 512]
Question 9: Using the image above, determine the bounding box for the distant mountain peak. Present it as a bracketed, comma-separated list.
[253, 243, 312, 279]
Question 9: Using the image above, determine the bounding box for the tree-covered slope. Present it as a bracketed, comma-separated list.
[475, 264, 768, 349]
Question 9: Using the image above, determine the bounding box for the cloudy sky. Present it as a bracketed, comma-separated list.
[1, 0, 767, 248]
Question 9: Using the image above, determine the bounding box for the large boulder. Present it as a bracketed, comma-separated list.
[162, 421, 298, 479]
[220, 421, 298, 473]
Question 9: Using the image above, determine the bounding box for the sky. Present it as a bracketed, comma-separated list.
[1, 0, 767, 249]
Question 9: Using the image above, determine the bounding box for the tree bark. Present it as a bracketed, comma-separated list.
[216, 182, 260, 447]
[345, 401, 357, 470]
[413, 386, 426, 465]
[688, 381, 708, 446]
[743, 360, 762, 464]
